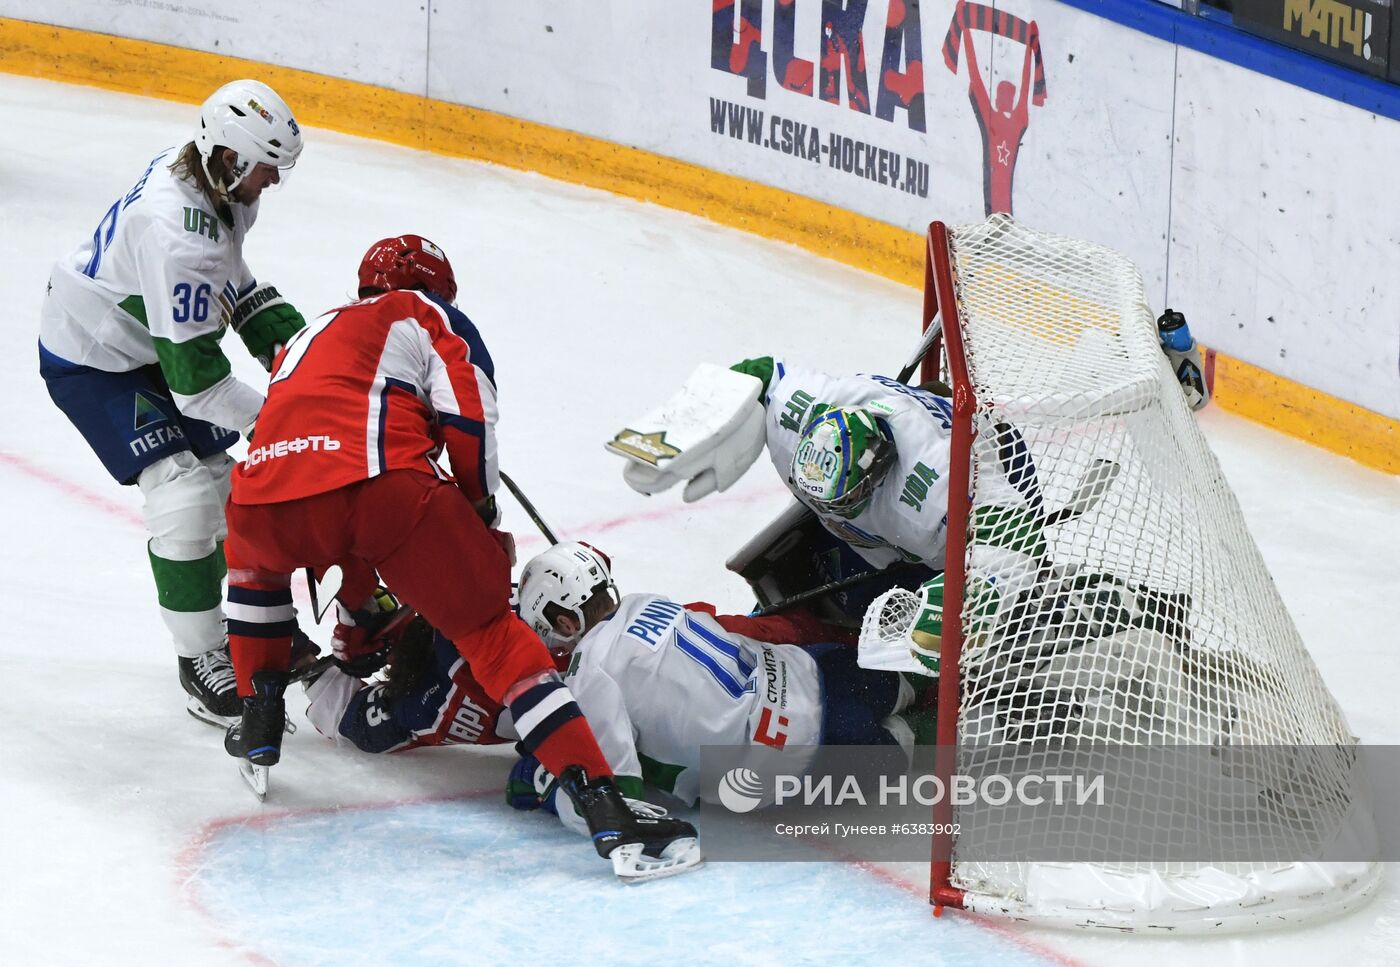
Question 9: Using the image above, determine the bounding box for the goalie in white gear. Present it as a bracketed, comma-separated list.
[505, 542, 933, 829]
[38, 79, 308, 725]
[608, 356, 1052, 676]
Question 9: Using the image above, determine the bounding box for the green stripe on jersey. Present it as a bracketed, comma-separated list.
[970, 504, 1048, 560]
[118, 294, 148, 326]
[638, 753, 687, 795]
[153, 330, 232, 396]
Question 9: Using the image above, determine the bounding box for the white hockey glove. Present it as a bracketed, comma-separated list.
[606, 363, 767, 502]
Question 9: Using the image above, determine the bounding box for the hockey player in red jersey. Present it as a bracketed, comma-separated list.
[220, 235, 700, 879]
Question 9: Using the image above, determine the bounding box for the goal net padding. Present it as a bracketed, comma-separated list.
[903, 214, 1379, 931]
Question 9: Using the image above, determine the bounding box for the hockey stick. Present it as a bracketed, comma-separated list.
[753, 562, 925, 616]
[290, 653, 335, 685]
[896, 311, 943, 384]
[1041, 459, 1120, 527]
[499, 470, 559, 545]
[305, 564, 343, 622]
[289, 604, 421, 686]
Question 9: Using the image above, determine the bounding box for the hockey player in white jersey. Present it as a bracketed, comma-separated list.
[38, 79, 307, 725]
[608, 341, 1203, 679]
[608, 357, 1049, 676]
[505, 542, 930, 831]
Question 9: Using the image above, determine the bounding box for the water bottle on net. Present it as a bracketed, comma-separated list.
[1156, 308, 1209, 411]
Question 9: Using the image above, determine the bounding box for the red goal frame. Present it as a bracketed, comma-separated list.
[920, 222, 975, 911]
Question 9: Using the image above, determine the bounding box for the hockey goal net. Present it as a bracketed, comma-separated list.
[909, 214, 1378, 931]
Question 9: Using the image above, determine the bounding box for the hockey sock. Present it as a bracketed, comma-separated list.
[506, 672, 612, 779]
[148, 544, 225, 657]
[227, 582, 297, 695]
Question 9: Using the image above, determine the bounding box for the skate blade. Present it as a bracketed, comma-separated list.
[236, 759, 269, 801]
[186, 695, 238, 729]
[610, 838, 703, 883]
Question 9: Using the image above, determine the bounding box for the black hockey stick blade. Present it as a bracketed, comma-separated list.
[754, 562, 923, 617]
[289, 654, 335, 685]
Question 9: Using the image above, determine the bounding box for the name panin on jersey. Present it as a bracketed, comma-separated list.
[40, 149, 265, 433]
[231, 288, 498, 507]
[566, 593, 825, 807]
[764, 363, 960, 568]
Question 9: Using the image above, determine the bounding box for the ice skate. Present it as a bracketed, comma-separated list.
[557, 766, 702, 883]
[224, 670, 289, 801]
[178, 642, 240, 728]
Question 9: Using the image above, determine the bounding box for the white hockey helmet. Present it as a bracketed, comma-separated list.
[195, 79, 303, 193]
[518, 542, 619, 654]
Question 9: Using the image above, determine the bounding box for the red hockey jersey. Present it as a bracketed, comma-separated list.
[232, 289, 498, 506]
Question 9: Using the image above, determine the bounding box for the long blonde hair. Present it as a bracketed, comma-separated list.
[168, 141, 232, 214]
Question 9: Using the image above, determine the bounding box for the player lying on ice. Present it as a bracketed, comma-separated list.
[300, 587, 557, 754]
[502, 542, 936, 826]
[219, 234, 698, 880]
[605, 338, 1207, 681]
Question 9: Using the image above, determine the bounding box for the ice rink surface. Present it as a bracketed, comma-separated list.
[2, 74, 1398, 966]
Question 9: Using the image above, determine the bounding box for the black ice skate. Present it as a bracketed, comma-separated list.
[178, 643, 240, 728]
[557, 766, 702, 882]
[224, 670, 289, 801]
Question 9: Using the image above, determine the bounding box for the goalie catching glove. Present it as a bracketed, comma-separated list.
[232, 283, 306, 370]
[605, 363, 767, 502]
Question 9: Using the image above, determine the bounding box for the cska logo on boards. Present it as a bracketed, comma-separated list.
[711, 0, 1047, 216]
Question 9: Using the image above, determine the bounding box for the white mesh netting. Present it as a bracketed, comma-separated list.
[934, 214, 1378, 930]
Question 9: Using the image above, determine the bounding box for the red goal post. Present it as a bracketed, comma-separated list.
[912, 215, 1378, 931]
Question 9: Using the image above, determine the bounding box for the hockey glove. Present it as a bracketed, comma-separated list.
[331, 587, 407, 677]
[909, 573, 1003, 675]
[232, 284, 306, 370]
[506, 754, 560, 814]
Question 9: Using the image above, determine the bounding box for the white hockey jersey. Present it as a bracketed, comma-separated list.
[39, 148, 265, 433]
[762, 363, 1065, 652]
[564, 593, 825, 808]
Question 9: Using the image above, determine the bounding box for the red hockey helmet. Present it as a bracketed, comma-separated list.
[357, 234, 457, 303]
